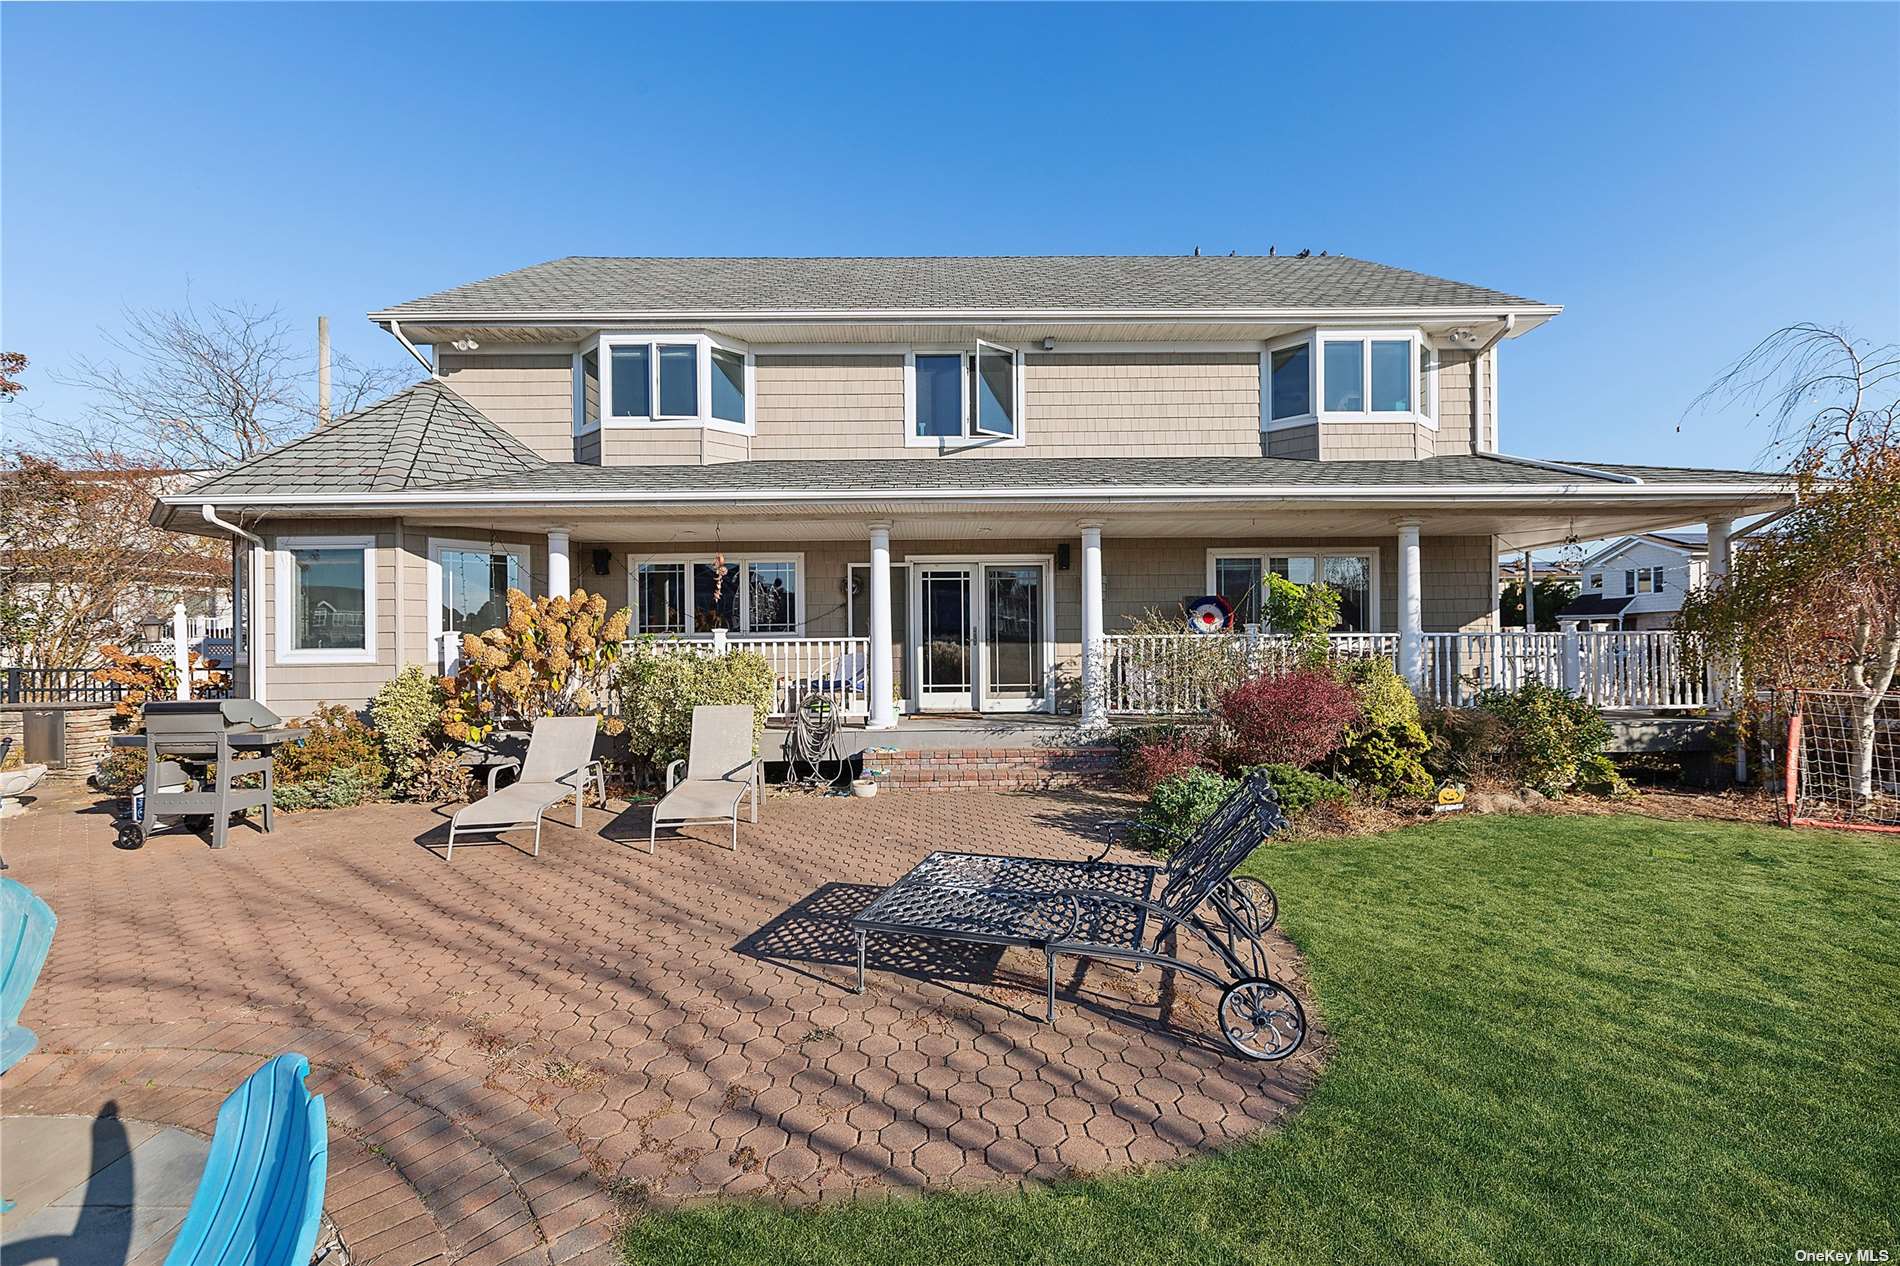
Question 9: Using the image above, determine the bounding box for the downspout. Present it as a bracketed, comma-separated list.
[386, 320, 436, 376]
[202, 504, 268, 708]
[1469, 315, 1515, 454]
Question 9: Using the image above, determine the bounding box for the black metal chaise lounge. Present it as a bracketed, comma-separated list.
[850, 769, 1305, 1061]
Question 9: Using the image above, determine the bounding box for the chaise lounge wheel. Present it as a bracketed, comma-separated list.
[1229, 876, 1278, 933]
[1218, 977, 1305, 1062]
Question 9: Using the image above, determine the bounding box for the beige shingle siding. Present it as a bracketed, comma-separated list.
[575, 429, 601, 464]
[703, 430, 751, 463]
[1432, 352, 1477, 456]
[1319, 420, 1427, 461]
[260, 518, 402, 717]
[599, 428, 703, 465]
[1266, 424, 1319, 461]
[747, 351, 1260, 461]
[438, 353, 575, 462]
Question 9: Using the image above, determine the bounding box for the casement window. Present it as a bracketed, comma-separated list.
[905, 343, 1024, 444]
[276, 535, 376, 664]
[631, 554, 803, 636]
[582, 334, 753, 434]
[1208, 549, 1378, 633]
[1262, 329, 1436, 430]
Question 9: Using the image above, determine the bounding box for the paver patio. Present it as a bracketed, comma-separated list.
[0, 779, 1320, 1263]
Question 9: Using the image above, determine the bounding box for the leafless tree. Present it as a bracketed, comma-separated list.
[1681, 325, 1899, 802]
[20, 298, 414, 470]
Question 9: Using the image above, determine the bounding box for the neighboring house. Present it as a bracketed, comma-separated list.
[1558, 530, 1709, 631]
[147, 255, 1794, 722]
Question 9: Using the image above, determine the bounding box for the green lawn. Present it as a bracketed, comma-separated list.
[621, 813, 1899, 1265]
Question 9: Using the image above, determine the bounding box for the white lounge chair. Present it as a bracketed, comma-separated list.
[649, 705, 761, 853]
[446, 716, 606, 860]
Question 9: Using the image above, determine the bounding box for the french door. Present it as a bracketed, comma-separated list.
[909, 559, 1052, 713]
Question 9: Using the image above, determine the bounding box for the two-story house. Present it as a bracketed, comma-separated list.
[1556, 530, 1709, 631]
[150, 255, 1793, 725]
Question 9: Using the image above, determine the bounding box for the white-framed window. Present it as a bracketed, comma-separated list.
[904, 343, 1025, 446]
[427, 538, 529, 669]
[1261, 329, 1436, 431]
[581, 333, 754, 435]
[629, 553, 804, 636]
[1589, 572, 1603, 590]
[1626, 566, 1665, 595]
[276, 535, 376, 664]
[1206, 548, 1380, 633]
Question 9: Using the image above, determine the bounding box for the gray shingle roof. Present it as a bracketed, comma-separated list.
[1556, 594, 1637, 619]
[427, 455, 1776, 496]
[182, 380, 546, 496]
[376, 256, 1549, 319]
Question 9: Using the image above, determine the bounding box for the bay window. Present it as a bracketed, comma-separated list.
[632, 554, 803, 636]
[277, 535, 375, 664]
[907, 343, 1023, 444]
[585, 334, 752, 433]
[1262, 329, 1436, 429]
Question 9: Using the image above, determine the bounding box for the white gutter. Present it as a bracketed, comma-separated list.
[370, 304, 1563, 327]
[201, 504, 267, 708]
[387, 320, 435, 375]
[162, 479, 1792, 512]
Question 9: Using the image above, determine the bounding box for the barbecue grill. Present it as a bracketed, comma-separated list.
[113, 700, 306, 848]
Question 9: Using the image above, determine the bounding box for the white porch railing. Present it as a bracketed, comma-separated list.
[1103, 629, 1711, 715]
[634, 634, 870, 719]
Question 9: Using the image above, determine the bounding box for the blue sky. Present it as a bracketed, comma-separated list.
[4, 2, 1896, 471]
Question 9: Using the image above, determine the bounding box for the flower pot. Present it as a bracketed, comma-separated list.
[850, 779, 879, 798]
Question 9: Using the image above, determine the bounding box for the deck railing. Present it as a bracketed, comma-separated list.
[633, 634, 871, 718]
[1103, 629, 1710, 715]
[0, 668, 127, 706]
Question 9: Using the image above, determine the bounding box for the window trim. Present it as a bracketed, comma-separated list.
[426, 536, 531, 668]
[1262, 328, 1438, 432]
[275, 534, 378, 665]
[627, 552, 806, 637]
[1205, 547, 1383, 633]
[903, 345, 1027, 448]
[590, 333, 754, 436]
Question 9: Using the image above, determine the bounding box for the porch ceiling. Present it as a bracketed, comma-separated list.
[378, 492, 1777, 547]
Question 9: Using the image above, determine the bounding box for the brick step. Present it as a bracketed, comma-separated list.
[876, 746, 1117, 791]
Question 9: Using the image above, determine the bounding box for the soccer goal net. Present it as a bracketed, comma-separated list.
[1786, 689, 1900, 833]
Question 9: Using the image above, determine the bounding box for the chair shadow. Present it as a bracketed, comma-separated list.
[411, 807, 539, 860]
[735, 882, 1008, 991]
[1, 1101, 135, 1266]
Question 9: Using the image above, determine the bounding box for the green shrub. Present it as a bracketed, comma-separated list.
[616, 645, 776, 773]
[274, 704, 389, 790]
[1577, 752, 1633, 798]
[1252, 762, 1352, 817]
[1131, 768, 1236, 852]
[275, 767, 374, 812]
[369, 667, 446, 795]
[1471, 681, 1613, 796]
[1330, 657, 1435, 799]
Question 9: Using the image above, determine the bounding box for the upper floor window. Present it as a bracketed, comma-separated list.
[583, 334, 752, 434]
[1263, 330, 1437, 430]
[1626, 566, 1665, 595]
[906, 343, 1023, 445]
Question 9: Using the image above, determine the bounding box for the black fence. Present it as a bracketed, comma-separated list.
[1, 668, 126, 705]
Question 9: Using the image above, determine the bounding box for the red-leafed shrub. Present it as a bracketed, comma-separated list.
[1215, 668, 1363, 770]
[1126, 733, 1210, 793]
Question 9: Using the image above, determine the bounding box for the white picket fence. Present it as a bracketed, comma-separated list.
[1103, 629, 1712, 715]
[635, 633, 870, 718]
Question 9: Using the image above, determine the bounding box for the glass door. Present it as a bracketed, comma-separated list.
[983, 564, 1046, 711]
[916, 566, 975, 710]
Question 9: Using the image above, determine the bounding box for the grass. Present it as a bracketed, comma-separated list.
[620, 813, 1899, 1265]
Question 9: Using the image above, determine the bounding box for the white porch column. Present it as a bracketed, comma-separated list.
[1080, 522, 1106, 726]
[172, 602, 191, 700]
[1706, 516, 1734, 710]
[1521, 549, 1536, 629]
[547, 529, 571, 598]
[867, 521, 897, 730]
[1396, 518, 1424, 690]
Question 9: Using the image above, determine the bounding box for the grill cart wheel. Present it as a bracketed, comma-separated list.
[1219, 977, 1305, 1062]
[1227, 876, 1278, 934]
